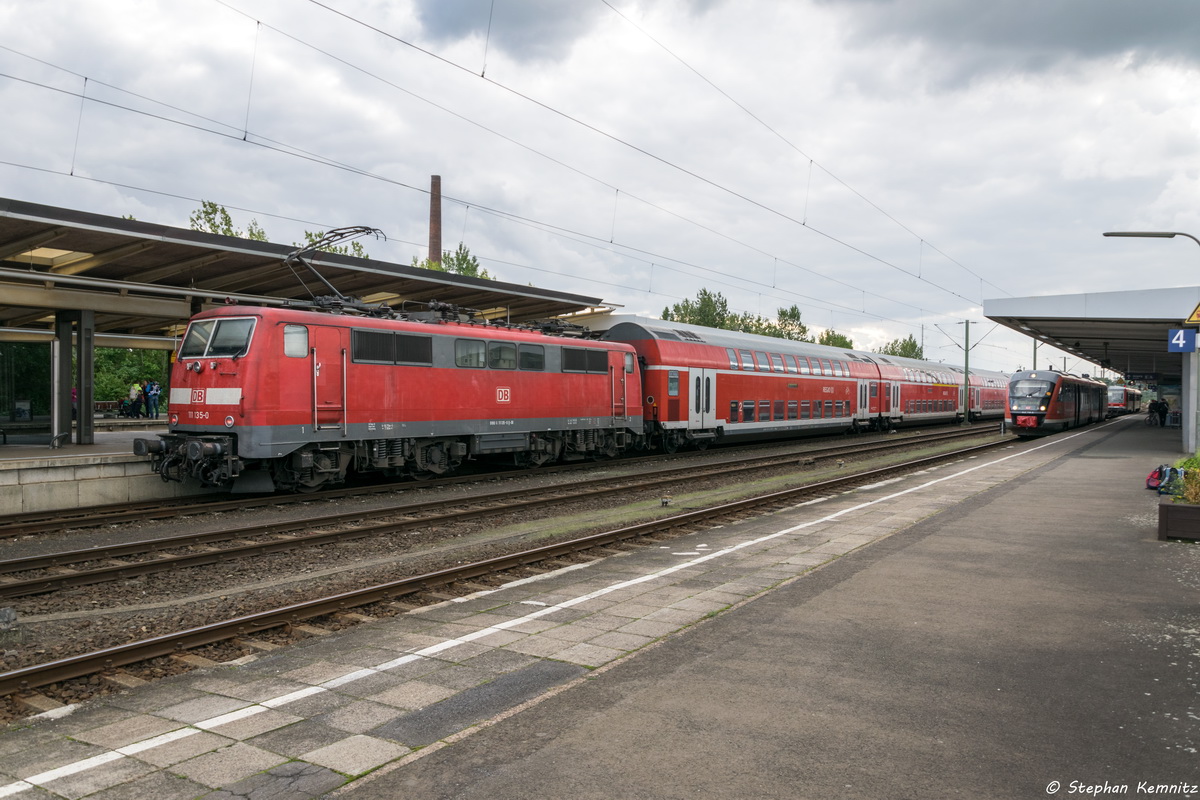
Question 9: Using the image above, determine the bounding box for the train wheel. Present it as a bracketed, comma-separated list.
[694, 439, 710, 451]
[662, 432, 681, 454]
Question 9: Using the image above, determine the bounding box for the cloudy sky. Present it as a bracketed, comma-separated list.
[2, 0, 1199, 373]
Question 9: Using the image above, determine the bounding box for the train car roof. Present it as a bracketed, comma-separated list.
[190, 304, 633, 347]
[1009, 369, 1106, 386]
[595, 315, 1010, 381]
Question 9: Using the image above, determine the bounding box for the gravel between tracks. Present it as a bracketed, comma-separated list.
[0, 430, 1006, 722]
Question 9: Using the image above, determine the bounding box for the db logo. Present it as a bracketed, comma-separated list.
[496, 387, 511, 403]
[191, 389, 205, 404]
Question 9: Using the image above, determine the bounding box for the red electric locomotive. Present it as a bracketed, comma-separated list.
[136, 304, 645, 491]
[1007, 369, 1107, 436]
[598, 316, 1010, 451]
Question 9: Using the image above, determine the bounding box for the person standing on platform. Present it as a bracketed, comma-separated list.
[129, 381, 144, 419]
[145, 379, 161, 419]
[1158, 399, 1169, 427]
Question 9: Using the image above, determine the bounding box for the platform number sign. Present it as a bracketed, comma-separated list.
[1168, 328, 1197, 353]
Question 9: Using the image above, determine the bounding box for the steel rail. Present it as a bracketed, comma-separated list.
[0, 427, 1002, 597]
[0, 439, 1008, 696]
[0, 425, 1001, 537]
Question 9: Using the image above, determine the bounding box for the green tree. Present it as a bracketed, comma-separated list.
[411, 243, 491, 279]
[774, 305, 814, 342]
[664, 292, 817, 341]
[876, 334, 923, 359]
[188, 200, 267, 241]
[662, 289, 734, 330]
[94, 349, 169, 404]
[817, 329, 854, 349]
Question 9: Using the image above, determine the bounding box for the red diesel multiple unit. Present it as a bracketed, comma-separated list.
[1007, 369, 1107, 436]
[137, 309, 1010, 492]
[1105, 384, 1143, 417]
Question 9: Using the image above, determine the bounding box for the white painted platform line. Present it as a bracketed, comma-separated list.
[0, 432, 1085, 798]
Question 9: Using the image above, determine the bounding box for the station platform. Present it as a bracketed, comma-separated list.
[0, 417, 1193, 799]
[0, 423, 207, 513]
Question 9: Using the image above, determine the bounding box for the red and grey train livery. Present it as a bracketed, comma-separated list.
[1106, 384, 1143, 417]
[136, 307, 1010, 492]
[598, 316, 1009, 452]
[136, 305, 645, 491]
[1006, 369, 1107, 436]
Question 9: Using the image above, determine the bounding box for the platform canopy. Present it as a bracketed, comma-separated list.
[0, 197, 611, 343]
[985, 286, 1200, 385]
[986, 286, 1200, 454]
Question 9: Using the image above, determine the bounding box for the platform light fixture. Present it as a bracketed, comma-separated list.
[1103, 230, 1200, 453]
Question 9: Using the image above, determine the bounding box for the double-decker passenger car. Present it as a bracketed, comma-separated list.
[1007, 369, 1107, 436]
[1106, 384, 1143, 417]
[599, 316, 1010, 452]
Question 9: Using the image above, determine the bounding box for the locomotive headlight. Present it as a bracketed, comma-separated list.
[1039, 405, 1047, 411]
[169, 413, 179, 425]
[224, 416, 235, 428]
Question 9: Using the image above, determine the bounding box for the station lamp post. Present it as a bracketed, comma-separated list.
[1103, 231, 1200, 453]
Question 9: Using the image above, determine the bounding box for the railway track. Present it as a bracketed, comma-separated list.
[0, 426, 1001, 599]
[0, 430, 1011, 705]
[0, 425, 1001, 538]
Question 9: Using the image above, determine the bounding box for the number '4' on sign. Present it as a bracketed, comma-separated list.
[1168, 328, 1197, 352]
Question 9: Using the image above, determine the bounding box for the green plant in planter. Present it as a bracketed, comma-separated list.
[1172, 456, 1200, 504]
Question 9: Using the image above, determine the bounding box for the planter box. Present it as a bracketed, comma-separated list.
[1158, 499, 1200, 541]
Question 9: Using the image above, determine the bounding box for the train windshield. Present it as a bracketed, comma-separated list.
[1009, 379, 1054, 411]
[179, 318, 257, 358]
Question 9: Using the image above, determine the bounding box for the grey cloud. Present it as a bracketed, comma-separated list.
[414, 0, 607, 62]
[823, 0, 1200, 87]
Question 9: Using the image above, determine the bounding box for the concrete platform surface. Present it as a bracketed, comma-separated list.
[0, 417, 1192, 799]
[0, 426, 210, 513]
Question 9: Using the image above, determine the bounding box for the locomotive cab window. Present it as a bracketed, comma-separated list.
[625, 353, 635, 373]
[455, 339, 486, 368]
[180, 317, 256, 358]
[283, 325, 308, 358]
